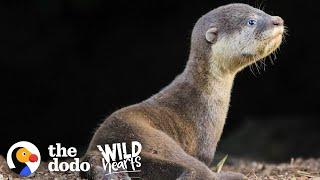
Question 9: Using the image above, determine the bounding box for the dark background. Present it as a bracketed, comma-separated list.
[1, 0, 319, 161]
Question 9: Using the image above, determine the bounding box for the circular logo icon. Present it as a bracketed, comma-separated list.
[6, 141, 41, 177]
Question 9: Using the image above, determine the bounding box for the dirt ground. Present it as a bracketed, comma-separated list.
[223, 158, 320, 180]
[0, 155, 319, 180]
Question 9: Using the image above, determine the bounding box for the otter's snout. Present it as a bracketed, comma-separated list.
[272, 16, 284, 26]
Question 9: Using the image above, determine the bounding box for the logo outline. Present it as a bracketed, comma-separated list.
[6, 141, 41, 177]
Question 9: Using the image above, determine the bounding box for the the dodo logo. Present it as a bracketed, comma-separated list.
[6, 141, 41, 177]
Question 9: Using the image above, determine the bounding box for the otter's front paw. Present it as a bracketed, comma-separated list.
[216, 171, 246, 180]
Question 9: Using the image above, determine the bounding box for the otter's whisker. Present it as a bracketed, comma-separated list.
[249, 64, 258, 77]
[256, 0, 266, 11]
[260, 58, 267, 71]
[283, 26, 289, 35]
[282, 26, 289, 43]
[273, 51, 278, 60]
[282, 35, 287, 44]
[254, 61, 261, 74]
[268, 55, 275, 65]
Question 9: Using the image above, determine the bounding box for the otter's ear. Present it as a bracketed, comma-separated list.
[205, 27, 218, 43]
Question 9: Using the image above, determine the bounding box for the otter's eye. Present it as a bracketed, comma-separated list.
[247, 19, 257, 26]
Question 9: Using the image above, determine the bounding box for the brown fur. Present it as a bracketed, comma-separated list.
[82, 3, 284, 180]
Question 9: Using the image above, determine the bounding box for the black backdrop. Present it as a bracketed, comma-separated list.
[1, 0, 319, 161]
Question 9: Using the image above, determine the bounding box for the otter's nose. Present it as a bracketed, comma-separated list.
[272, 16, 284, 26]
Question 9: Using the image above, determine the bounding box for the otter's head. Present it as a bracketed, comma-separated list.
[190, 3, 285, 74]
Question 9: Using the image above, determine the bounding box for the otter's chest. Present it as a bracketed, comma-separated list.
[192, 100, 229, 164]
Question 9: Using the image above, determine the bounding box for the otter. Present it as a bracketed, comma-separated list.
[82, 3, 285, 180]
